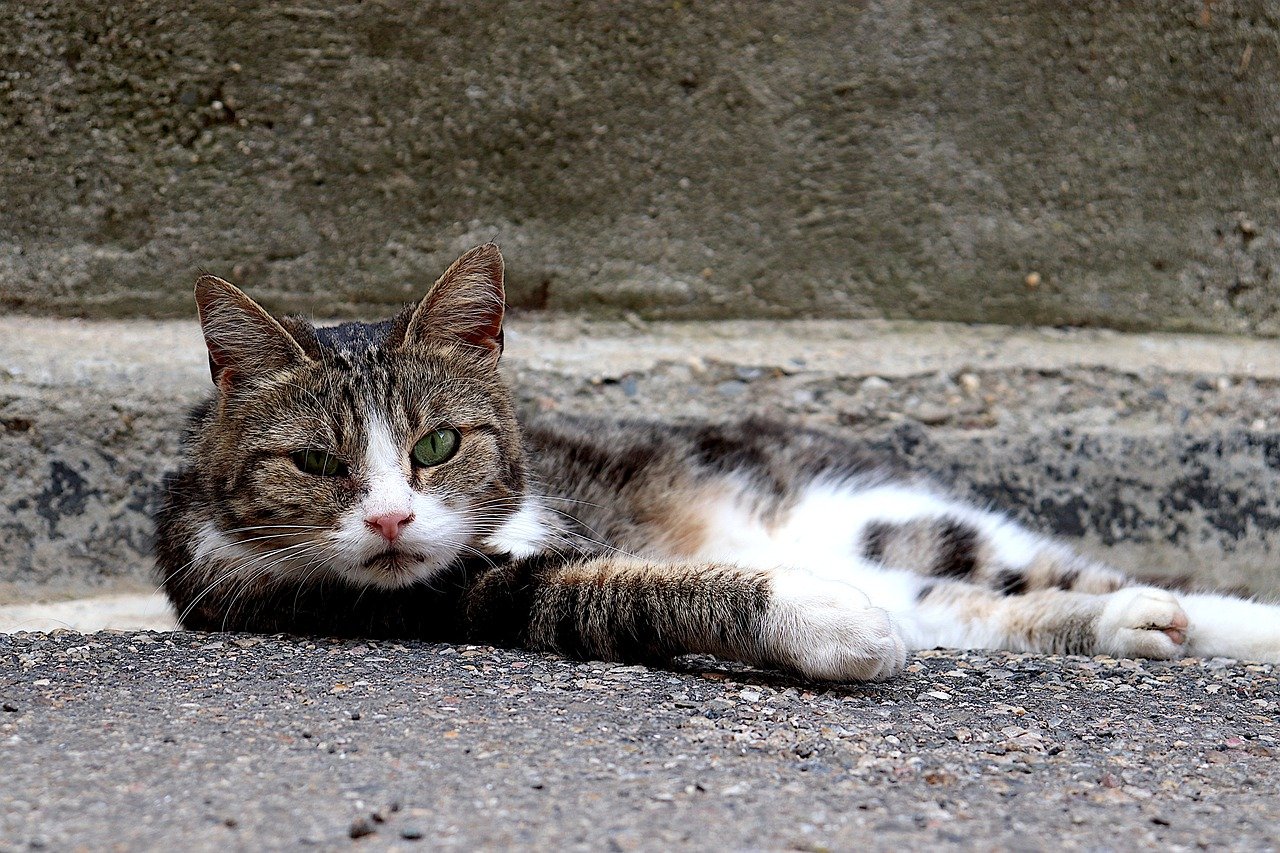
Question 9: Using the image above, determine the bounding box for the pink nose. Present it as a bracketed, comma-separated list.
[365, 512, 414, 542]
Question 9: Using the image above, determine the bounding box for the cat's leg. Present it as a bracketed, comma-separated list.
[841, 486, 1280, 661]
[838, 482, 1132, 595]
[1178, 593, 1280, 662]
[464, 556, 908, 681]
[901, 578, 1191, 659]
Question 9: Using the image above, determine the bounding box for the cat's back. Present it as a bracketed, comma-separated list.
[522, 414, 886, 488]
[519, 413, 898, 559]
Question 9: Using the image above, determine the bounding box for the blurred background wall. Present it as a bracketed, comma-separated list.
[2, 1, 1279, 330]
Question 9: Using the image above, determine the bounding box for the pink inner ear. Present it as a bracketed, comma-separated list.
[204, 343, 241, 390]
[402, 243, 508, 353]
[462, 308, 504, 350]
[200, 326, 232, 384]
[206, 351, 224, 383]
[454, 247, 505, 349]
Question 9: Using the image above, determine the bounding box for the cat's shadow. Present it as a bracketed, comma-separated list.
[666, 654, 906, 699]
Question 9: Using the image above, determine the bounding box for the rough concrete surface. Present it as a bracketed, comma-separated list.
[3, 2, 1280, 332]
[5, 316, 1280, 606]
[1, 632, 1278, 851]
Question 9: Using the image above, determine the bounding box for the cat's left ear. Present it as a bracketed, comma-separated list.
[397, 243, 505, 360]
[194, 274, 314, 388]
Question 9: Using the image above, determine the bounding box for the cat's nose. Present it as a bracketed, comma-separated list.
[365, 511, 414, 542]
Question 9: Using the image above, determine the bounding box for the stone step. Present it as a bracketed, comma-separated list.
[4, 316, 1280, 604]
[0, 593, 175, 634]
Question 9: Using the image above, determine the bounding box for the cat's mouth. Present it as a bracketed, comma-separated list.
[363, 549, 429, 570]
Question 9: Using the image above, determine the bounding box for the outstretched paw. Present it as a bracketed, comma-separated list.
[766, 572, 907, 681]
[1099, 587, 1189, 660]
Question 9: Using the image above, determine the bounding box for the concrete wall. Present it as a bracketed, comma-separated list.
[3, 1, 1279, 330]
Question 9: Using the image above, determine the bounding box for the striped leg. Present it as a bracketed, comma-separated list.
[845, 489, 1280, 661]
[844, 491, 1199, 657]
[465, 555, 908, 681]
[850, 487, 1132, 597]
[900, 580, 1189, 659]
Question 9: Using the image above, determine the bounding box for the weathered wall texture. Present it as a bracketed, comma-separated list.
[2, 2, 1279, 329]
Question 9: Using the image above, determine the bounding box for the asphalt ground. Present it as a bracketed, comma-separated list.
[1, 632, 1277, 851]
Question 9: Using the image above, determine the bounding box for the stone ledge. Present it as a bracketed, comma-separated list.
[8, 316, 1280, 387]
[4, 317, 1280, 601]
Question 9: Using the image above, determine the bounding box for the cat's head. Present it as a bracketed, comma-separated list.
[187, 244, 547, 590]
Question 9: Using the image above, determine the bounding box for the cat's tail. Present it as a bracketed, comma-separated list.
[1180, 593, 1280, 662]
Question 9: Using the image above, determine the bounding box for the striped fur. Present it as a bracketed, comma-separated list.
[155, 245, 1280, 681]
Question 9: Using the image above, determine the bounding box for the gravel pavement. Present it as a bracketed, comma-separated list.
[1, 632, 1277, 851]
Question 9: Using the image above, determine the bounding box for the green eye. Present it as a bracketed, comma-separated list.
[412, 428, 461, 467]
[291, 449, 348, 477]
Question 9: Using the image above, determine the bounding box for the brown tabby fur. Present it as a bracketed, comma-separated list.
[158, 244, 1239, 680]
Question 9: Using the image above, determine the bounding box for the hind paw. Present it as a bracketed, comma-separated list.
[1099, 587, 1189, 659]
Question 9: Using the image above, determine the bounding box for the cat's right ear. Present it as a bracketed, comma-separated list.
[194, 275, 312, 388]
[396, 243, 506, 361]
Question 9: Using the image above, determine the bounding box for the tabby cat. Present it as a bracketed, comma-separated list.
[156, 245, 1280, 680]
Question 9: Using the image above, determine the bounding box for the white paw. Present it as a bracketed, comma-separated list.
[766, 572, 907, 681]
[1098, 587, 1189, 660]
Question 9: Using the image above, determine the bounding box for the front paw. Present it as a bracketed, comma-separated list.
[765, 572, 907, 681]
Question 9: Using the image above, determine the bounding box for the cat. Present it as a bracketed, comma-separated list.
[155, 244, 1280, 681]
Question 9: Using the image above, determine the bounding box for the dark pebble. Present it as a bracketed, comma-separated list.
[400, 827, 425, 841]
[349, 818, 376, 839]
